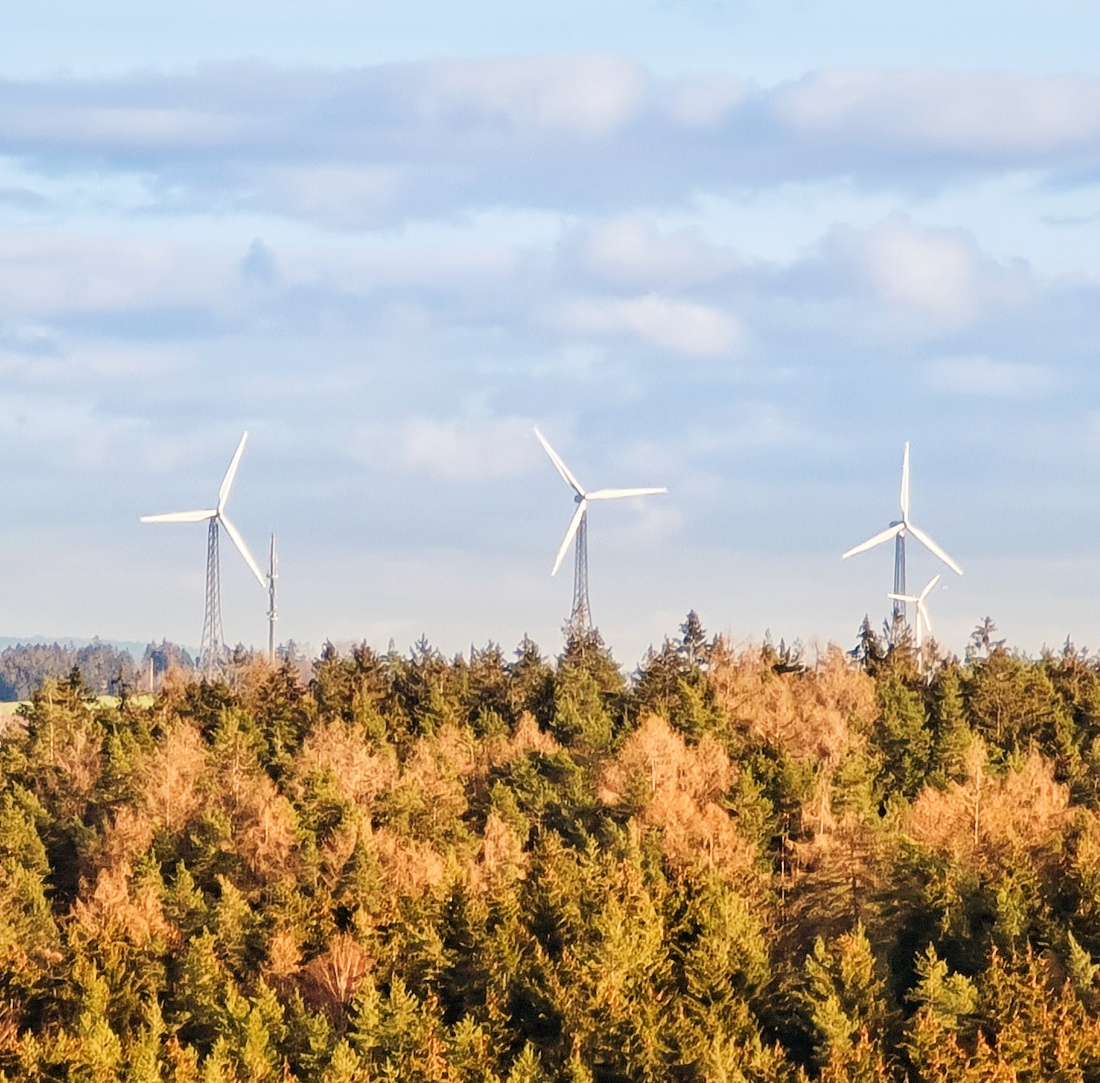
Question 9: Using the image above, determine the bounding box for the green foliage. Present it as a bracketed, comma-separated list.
[928, 664, 971, 785]
[800, 925, 893, 1068]
[871, 674, 931, 798]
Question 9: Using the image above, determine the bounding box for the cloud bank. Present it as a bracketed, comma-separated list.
[7, 60, 1100, 229]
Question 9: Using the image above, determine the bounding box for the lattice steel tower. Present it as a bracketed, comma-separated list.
[200, 518, 225, 678]
[570, 510, 592, 631]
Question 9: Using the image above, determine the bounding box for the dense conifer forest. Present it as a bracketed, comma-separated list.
[3, 614, 1100, 1081]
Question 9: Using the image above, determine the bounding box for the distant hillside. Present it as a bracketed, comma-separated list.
[0, 638, 195, 700]
[0, 636, 167, 659]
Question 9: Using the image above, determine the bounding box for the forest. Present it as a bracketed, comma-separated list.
[1, 613, 1099, 1081]
[0, 641, 195, 702]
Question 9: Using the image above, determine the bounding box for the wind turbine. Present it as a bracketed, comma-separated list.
[141, 432, 267, 678]
[534, 427, 667, 631]
[843, 442, 961, 622]
[888, 574, 941, 650]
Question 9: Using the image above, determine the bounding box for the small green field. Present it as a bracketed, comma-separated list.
[0, 693, 157, 716]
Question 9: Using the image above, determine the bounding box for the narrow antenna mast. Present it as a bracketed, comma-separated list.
[267, 532, 278, 663]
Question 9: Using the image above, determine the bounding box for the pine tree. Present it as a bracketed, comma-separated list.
[872, 674, 931, 797]
[929, 663, 971, 784]
[799, 926, 894, 1073]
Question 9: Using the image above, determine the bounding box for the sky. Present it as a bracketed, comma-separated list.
[3, 1, 1100, 666]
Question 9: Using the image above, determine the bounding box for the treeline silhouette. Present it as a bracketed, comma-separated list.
[0, 639, 196, 701]
[2, 615, 1100, 1080]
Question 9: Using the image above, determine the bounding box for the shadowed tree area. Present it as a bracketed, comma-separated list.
[0, 617, 1099, 1079]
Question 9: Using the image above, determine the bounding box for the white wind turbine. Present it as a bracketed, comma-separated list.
[534, 427, 667, 631]
[141, 432, 267, 678]
[888, 574, 941, 650]
[843, 442, 961, 623]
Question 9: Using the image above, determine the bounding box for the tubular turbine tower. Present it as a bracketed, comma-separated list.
[534, 427, 666, 632]
[141, 432, 267, 678]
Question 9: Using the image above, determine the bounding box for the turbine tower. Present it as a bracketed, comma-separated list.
[843, 442, 962, 622]
[534, 427, 667, 632]
[267, 533, 278, 664]
[141, 432, 267, 679]
[888, 574, 941, 651]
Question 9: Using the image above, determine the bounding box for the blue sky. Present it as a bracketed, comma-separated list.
[3, 1, 1100, 663]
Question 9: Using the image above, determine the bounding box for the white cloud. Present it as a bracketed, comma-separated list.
[0, 230, 236, 315]
[859, 217, 980, 323]
[814, 215, 1030, 328]
[576, 216, 737, 289]
[924, 356, 1057, 398]
[0, 102, 248, 151]
[352, 415, 541, 482]
[777, 67, 1100, 155]
[664, 76, 747, 128]
[558, 293, 740, 357]
[258, 165, 403, 230]
[423, 54, 646, 137]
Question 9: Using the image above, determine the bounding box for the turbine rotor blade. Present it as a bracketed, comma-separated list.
[551, 500, 586, 576]
[218, 431, 249, 513]
[843, 522, 903, 560]
[887, 592, 918, 604]
[534, 427, 585, 497]
[586, 487, 667, 500]
[907, 522, 963, 576]
[220, 513, 267, 589]
[900, 442, 911, 522]
[918, 600, 933, 638]
[919, 574, 942, 603]
[140, 509, 217, 523]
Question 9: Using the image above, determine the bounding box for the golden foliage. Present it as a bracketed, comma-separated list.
[70, 862, 177, 947]
[297, 720, 399, 809]
[402, 735, 470, 826]
[907, 748, 1070, 862]
[370, 828, 447, 896]
[97, 804, 156, 871]
[707, 643, 875, 766]
[484, 712, 559, 767]
[234, 772, 300, 884]
[470, 809, 528, 894]
[318, 821, 361, 893]
[62, 726, 103, 796]
[141, 721, 206, 834]
[300, 935, 372, 1019]
[600, 716, 754, 876]
[264, 929, 303, 988]
[430, 723, 479, 781]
